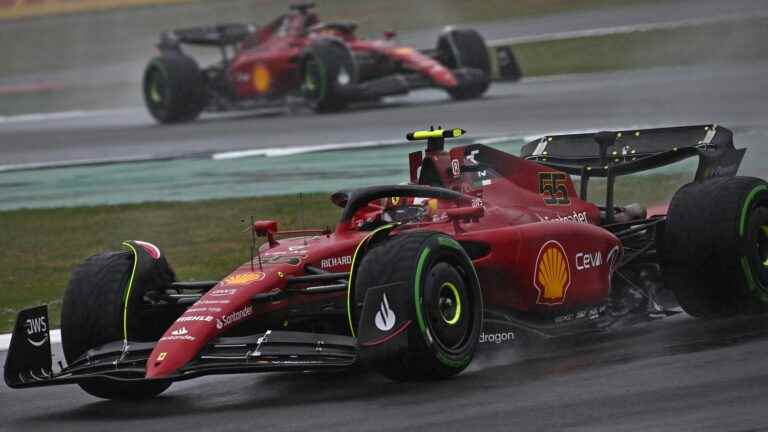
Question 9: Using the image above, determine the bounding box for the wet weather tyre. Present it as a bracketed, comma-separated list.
[437, 28, 491, 100]
[61, 250, 175, 399]
[663, 176, 768, 316]
[355, 231, 483, 380]
[143, 54, 206, 124]
[302, 38, 356, 112]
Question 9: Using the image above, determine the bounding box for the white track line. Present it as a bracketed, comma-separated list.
[212, 139, 405, 160]
[0, 108, 139, 124]
[0, 154, 165, 173]
[0, 329, 60, 352]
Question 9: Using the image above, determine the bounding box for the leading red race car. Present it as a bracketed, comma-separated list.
[6, 124, 768, 400]
[142, 3, 521, 123]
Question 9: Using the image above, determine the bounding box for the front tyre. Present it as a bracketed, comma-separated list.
[437, 28, 492, 100]
[301, 38, 356, 112]
[355, 231, 483, 380]
[143, 53, 206, 124]
[61, 250, 175, 400]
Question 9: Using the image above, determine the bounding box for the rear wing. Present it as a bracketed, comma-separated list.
[521, 124, 744, 180]
[521, 124, 745, 222]
[158, 23, 257, 54]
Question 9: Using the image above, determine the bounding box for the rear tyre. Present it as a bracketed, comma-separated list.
[61, 250, 175, 400]
[355, 232, 483, 380]
[302, 38, 356, 112]
[663, 176, 768, 316]
[143, 53, 206, 124]
[436, 28, 491, 100]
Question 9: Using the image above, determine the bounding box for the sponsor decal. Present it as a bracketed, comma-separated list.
[538, 172, 571, 205]
[177, 315, 213, 322]
[216, 305, 253, 330]
[160, 326, 196, 341]
[252, 63, 271, 93]
[536, 211, 590, 224]
[390, 196, 400, 206]
[160, 335, 196, 342]
[575, 251, 603, 271]
[258, 255, 302, 266]
[451, 159, 461, 178]
[199, 299, 230, 305]
[534, 240, 571, 305]
[134, 240, 161, 259]
[172, 327, 188, 336]
[222, 272, 265, 286]
[25, 316, 48, 347]
[479, 331, 515, 344]
[320, 255, 352, 269]
[157, 352, 167, 362]
[337, 66, 351, 86]
[466, 149, 479, 164]
[210, 289, 236, 297]
[374, 294, 396, 331]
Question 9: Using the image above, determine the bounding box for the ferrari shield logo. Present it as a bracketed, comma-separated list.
[534, 240, 571, 305]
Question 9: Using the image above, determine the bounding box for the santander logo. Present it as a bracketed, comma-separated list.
[374, 294, 396, 331]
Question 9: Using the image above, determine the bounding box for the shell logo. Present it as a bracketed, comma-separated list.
[534, 240, 571, 305]
[252, 64, 271, 94]
[223, 272, 265, 286]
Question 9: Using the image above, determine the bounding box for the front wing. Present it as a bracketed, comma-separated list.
[4, 307, 357, 389]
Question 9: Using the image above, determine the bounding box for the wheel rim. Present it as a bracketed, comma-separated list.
[745, 205, 768, 291]
[303, 57, 325, 103]
[424, 261, 470, 351]
[758, 226, 768, 267]
[145, 67, 169, 114]
[438, 282, 462, 325]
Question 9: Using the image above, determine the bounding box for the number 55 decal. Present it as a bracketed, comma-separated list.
[539, 172, 570, 205]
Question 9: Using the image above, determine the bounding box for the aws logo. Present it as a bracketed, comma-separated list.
[534, 240, 571, 305]
[25, 316, 48, 347]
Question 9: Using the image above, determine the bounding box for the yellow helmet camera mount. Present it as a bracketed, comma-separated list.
[406, 126, 466, 152]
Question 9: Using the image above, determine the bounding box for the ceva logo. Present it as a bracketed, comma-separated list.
[374, 294, 396, 331]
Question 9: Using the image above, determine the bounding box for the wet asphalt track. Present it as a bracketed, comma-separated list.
[2, 313, 768, 431]
[2, 61, 768, 169]
[3, 3, 768, 430]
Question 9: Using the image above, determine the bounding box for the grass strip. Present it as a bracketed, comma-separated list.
[512, 16, 768, 77]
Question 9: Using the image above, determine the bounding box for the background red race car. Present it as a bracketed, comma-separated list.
[6, 124, 766, 401]
[142, 3, 521, 123]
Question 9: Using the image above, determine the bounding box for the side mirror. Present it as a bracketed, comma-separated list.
[253, 220, 279, 247]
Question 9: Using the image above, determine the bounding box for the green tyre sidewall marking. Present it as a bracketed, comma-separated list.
[121, 242, 139, 342]
[739, 185, 768, 303]
[414, 235, 475, 369]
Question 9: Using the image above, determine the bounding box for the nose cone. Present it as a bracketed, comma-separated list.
[146, 349, 186, 379]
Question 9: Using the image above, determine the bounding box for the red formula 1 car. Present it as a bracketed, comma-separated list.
[6, 125, 768, 400]
[142, 3, 521, 123]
